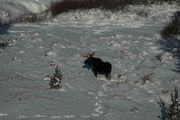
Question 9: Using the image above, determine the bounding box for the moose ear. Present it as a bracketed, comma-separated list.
[89, 51, 95, 57]
[83, 51, 95, 58]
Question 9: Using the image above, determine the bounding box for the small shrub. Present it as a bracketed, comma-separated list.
[0, 41, 8, 49]
[12, 11, 50, 23]
[136, 8, 149, 17]
[49, 65, 63, 89]
[158, 87, 180, 120]
[13, 13, 39, 23]
[141, 73, 154, 85]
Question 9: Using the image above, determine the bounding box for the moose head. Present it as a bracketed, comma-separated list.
[83, 52, 112, 80]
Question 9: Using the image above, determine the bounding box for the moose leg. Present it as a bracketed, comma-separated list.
[91, 66, 97, 77]
[93, 71, 97, 77]
[105, 73, 111, 80]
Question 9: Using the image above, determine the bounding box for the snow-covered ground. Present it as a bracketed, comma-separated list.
[0, 0, 180, 120]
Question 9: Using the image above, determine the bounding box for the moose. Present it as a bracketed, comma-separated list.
[83, 52, 112, 80]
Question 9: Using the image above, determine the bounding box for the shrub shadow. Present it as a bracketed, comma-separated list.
[0, 24, 11, 49]
[0, 23, 11, 35]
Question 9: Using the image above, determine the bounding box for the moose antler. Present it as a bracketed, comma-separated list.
[83, 51, 95, 58]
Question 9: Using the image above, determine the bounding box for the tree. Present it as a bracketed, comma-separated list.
[49, 65, 63, 89]
[158, 87, 180, 120]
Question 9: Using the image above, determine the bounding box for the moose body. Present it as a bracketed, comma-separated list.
[83, 53, 112, 80]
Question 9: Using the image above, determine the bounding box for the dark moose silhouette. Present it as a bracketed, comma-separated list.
[83, 52, 112, 80]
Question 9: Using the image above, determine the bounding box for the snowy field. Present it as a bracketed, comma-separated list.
[0, 0, 180, 120]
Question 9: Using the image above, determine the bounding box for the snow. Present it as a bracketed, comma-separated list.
[14, 0, 47, 14]
[0, 1, 180, 120]
[0, 0, 60, 23]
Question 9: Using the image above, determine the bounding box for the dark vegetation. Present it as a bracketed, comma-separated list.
[141, 73, 154, 85]
[160, 11, 180, 72]
[0, 40, 8, 49]
[50, 0, 178, 17]
[49, 65, 63, 89]
[2, 0, 178, 23]
[13, 13, 42, 23]
[13, 11, 49, 23]
[158, 87, 180, 120]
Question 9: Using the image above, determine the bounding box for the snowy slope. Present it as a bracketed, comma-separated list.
[0, 1, 180, 120]
[0, 0, 59, 24]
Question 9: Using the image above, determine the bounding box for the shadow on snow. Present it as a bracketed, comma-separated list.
[159, 37, 180, 72]
[0, 23, 11, 35]
[160, 11, 180, 72]
[0, 24, 11, 49]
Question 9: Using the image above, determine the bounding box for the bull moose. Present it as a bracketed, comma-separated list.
[83, 52, 112, 80]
